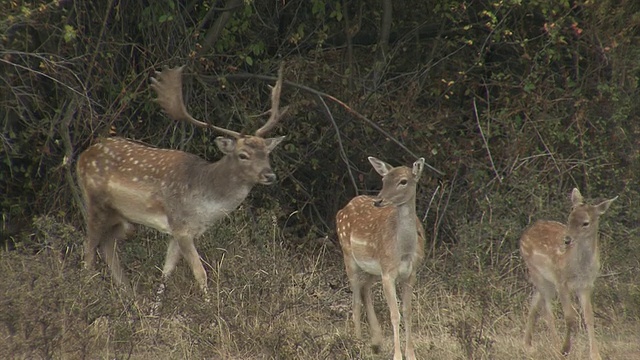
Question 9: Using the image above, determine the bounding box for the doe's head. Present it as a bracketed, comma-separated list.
[368, 157, 425, 208]
[564, 188, 617, 245]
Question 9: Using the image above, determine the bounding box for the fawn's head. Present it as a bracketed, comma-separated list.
[564, 188, 617, 246]
[367, 157, 425, 208]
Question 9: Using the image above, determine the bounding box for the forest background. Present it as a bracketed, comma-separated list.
[1, 1, 639, 359]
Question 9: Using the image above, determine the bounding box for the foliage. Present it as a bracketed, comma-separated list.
[1, 0, 640, 356]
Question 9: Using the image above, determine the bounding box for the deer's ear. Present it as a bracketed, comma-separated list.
[215, 137, 237, 154]
[596, 196, 618, 215]
[368, 157, 393, 176]
[412, 158, 425, 179]
[265, 136, 285, 152]
[570, 188, 584, 206]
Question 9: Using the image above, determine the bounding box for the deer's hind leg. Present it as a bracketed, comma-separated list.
[84, 202, 131, 287]
[84, 204, 118, 269]
[525, 273, 559, 347]
[83, 205, 103, 271]
[99, 221, 131, 287]
[362, 274, 382, 353]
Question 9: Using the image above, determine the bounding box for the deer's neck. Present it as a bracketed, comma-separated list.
[394, 197, 418, 257]
[188, 156, 253, 206]
[573, 230, 600, 267]
[565, 227, 601, 286]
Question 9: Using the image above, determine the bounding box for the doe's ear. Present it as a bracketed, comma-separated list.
[596, 195, 618, 215]
[215, 137, 237, 154]
[570, 188, 584, 206]
[265, 136, 286, 152]
[413, 158, 425, 179]
[368, 156, 393, 176]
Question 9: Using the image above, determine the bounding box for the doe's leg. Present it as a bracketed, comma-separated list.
[381, 273, 402, 360]
[344, 259, 364, 340]
[402, 271, 417, 360]
[524, 290, 542, 347]
[578, 288, 601, 360]
[362, 276, 382, 352]
[558, 285, 578, 356]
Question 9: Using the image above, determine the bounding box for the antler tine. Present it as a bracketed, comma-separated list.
[151, 66, 241, 138]
[255, 63, 288, 137]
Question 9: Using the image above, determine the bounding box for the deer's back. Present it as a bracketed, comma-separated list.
[77, 137, 223, 235]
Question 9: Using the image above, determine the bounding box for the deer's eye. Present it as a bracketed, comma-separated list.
[582, 221, 590, 227]
[399, 179, 408, 186]
[239, 153, 250, 160]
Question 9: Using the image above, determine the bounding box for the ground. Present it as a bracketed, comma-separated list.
[1, 212, 638, 359]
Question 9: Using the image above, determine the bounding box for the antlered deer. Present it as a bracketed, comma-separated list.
[520, 188, 617, 360]
[77, 65, 287, 296]
[336, 157, 426, 360]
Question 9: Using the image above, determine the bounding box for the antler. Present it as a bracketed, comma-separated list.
[255, 63, 289, 137]
[151, 66, 241, 138]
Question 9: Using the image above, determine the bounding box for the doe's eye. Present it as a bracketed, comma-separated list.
[399, 179, 408, 185]
[582, 221, 590, 227]
[239, 153, 250, 160]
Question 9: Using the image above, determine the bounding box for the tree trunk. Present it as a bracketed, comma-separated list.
[198, 0, 245, 55]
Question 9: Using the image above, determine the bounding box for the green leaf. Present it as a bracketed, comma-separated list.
[523, 82, 536, 93]
[63, 25, 77, 43]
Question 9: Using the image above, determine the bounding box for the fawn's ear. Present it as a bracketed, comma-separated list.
[570, 188, 584, 206]
[595, 196, 618, 215]
[412, 158, 425, 180]
[368, 156, 393, 177]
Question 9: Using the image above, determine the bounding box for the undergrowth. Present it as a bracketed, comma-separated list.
[1, 207, 639, 359]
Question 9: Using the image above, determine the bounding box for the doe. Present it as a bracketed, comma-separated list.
[520, 188, 617, 360]
[77, 65, 287, 296]
[336, 157, 426, 360]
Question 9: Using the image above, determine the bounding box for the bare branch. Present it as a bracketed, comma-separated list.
[208, 73, 445, 176]
[473, 97, 501, 183]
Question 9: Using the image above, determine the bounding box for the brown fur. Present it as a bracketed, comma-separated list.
[78, 65, 287, 299]
[77, 134, 284, 294]
[520, 188, 617, 360]
[336, 157, 425, 360]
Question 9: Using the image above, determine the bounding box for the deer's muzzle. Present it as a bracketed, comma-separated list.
[564, 235, 573, 246]
[261, 172, 277, 185]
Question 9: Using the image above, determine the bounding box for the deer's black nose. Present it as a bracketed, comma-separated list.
[262, 172, 277, 185]
[261, 172, 278, 185]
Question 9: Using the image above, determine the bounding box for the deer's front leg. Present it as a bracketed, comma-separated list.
[381, 274, 402, 360]
[578, 288, 601, 360]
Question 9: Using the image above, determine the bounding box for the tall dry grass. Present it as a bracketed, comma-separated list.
[1, 210, 639, 359]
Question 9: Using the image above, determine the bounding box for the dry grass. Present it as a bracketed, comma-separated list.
[1, 212, 639, 360]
